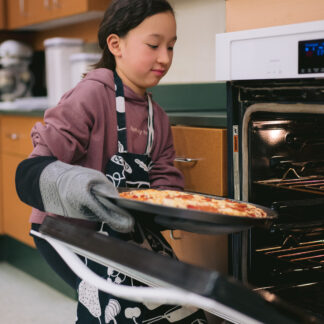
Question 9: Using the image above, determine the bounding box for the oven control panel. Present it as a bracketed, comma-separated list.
[299, 38, 324, 74]
[215, 20, 324, 81]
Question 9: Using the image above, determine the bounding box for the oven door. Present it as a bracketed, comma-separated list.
[34, 216, 323, 324]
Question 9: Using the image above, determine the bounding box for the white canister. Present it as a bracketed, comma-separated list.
[69, 53, 101, 88]
[44, 37, 84, 106]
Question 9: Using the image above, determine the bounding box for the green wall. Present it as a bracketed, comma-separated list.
[150, 82, 227, 112]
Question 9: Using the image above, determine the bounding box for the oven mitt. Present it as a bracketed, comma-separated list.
[39, 160, 134, 233]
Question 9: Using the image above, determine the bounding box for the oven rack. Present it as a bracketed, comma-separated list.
[256, 240, 324, 270]
[256, 176, 324, 196]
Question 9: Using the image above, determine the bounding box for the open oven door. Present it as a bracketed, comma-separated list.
[31, 216, 323, 324]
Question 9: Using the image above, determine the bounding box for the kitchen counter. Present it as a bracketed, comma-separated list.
[0, 109, 228, 128]
[0, 109, 45, 117]
[168, 111, 227, 128]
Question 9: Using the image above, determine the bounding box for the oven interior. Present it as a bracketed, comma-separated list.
[229, 79, 324, 319]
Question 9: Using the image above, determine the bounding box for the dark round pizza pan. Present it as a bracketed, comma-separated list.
[109, 189, 278, 234]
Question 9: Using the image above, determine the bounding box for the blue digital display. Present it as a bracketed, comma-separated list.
[298, 38, 324, 74]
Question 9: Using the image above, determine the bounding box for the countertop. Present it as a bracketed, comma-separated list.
[0, 108, 227, 128]
[168, 111, 227, 128]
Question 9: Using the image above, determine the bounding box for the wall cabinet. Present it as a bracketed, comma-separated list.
[0, 0, 5, 29]
[0, 115, 42, 246]
[6, 0, 111, 30]
[226, 0, 324, 32]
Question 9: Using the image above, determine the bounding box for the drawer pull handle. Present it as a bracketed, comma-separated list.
[7, 133, 20, 140]
[174, 157, 199, 164]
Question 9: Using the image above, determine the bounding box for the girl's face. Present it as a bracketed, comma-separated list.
[113, 11, 176, 96]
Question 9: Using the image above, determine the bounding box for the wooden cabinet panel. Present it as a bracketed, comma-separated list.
[0, 115, 42, 246]
[0, 0, 5, 29]
[0, 117, 2, 234]
[6, 0, 29, 29]
[172, 126, 227, 196]
[163, 126, 228, 275]
[163, 230, 228, 273]
[2, 153, 34, 246]
[7, 0, 111, 30]
[1, 115, 42, 156]
[35, 0, 88, 23]
[226, 0, 324, 32]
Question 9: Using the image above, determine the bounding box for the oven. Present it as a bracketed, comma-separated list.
[216, 20, 324, 320]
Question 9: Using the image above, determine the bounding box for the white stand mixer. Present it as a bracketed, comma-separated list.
[0, 40, 34, 101]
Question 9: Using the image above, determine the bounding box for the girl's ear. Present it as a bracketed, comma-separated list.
[107, 34, 122, 57]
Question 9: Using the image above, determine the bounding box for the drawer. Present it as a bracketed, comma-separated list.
[1, 116, 43, 157]
[171, 126, 227, 196]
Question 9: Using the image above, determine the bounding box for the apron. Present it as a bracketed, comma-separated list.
[75, 71, 207, 324]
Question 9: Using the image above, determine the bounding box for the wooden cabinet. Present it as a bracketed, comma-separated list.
[0, 115, 42, 246]
[226, 0, 324, 32]
[0, 0, 5, 29]
[172, 126, 227, 196]
[6, 0, 111, 30]
[162, 126, 228, 275]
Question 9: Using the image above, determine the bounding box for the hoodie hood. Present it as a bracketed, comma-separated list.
[84, 68, 150, 103]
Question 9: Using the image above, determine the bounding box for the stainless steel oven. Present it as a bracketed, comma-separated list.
[216, 20, 324, 320]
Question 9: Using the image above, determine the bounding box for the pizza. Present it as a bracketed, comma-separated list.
[119, 189, 267, 218]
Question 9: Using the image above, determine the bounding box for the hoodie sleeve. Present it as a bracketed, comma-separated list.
[29, 78, 110, 163]
[149, 106, 185, 191]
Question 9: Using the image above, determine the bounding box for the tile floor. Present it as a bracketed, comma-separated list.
[0, 262, 223, 323]
[0, 262, 77, 324]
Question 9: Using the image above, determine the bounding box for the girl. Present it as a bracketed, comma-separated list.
[16, 0, 207, 323]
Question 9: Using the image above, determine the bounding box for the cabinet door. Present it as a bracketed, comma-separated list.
[48, 0, 111, 19]
[163, 230, 228, 274]
[0, 115, 42, 247]
[7, 0, 63, 28]
[0, 0, 5, 29]
[2, 153, 34, 247]
[46, 0, 89, 20]
[162, 126, 228, 274]
[6, 0, 30, 29]
[7, 0, 111, 29]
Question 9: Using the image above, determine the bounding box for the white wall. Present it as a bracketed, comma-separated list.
[161, 0, 226, 84]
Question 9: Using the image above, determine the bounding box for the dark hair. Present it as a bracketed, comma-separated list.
[93, 0, 174, 70]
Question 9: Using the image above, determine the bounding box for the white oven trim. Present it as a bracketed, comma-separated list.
[241, 103, 324, 202]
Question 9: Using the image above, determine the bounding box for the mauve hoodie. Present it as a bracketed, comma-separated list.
[28, 68, 184, 224]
